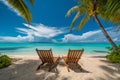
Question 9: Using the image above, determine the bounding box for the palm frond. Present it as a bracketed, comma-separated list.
[77, 13, 90, 30]
[70, 11, 81, 32]
[65, 6, 79, 17]
[109, 13, 120, 24]
[105, 0, 120, 18]
[29, 0, 34, 6]
[7, 0, 32, 23]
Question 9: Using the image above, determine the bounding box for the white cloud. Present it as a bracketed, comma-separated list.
[62, 27, 120, 43]
[0, 35, 33, 42]
[1, 0, 20, 16]
[0, 23, 120, 43]
[19, 23, 64, 38]
[0, 23, 65, 42]
[62, 30, 101, 43]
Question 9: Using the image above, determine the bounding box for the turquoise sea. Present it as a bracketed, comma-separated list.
[0, 42, 119, 55]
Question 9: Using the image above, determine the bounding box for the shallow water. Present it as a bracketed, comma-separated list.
[0, 42, 119, 55]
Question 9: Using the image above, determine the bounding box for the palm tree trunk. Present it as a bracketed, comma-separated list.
[93, 14, 118, 52]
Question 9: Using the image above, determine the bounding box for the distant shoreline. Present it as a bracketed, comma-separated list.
[0, 42, 117, 55]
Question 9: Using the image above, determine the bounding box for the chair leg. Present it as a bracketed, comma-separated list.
[36, 62, 44, 71]
[48, 61, 59, 72]
[48, 65, 53, 72]
[48, 57, 60, 72]
[65, 63, 70, 72]
[57, 57, 60, 63]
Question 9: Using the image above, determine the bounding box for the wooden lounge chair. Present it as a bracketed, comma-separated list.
[62, 49, 84, 72]
[36, 48, 60, 72]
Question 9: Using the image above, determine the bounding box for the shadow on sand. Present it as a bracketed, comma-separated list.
[89, 55, 106, 58]
[0, 59, 63, 80]
[1, 58, 89, 80]
[0, 55, 120, 80]
[58, 58, 90, 73]
[88, 55, 120, 80]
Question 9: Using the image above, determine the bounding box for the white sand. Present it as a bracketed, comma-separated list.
[0, 54, 120, 80]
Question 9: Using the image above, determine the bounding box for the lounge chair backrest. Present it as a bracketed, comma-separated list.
[36, 48, 54, 63]
[66, 49, 84, 63]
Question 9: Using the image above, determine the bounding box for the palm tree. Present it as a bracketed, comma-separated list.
[66, 0, 120, 52]
[4, 0, 34, 23]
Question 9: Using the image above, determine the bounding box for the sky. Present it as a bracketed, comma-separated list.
[0, 0, 120, 43]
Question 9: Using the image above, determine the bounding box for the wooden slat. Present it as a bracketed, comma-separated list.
[67, 49, 84, 63]
[73, 51, 78, 63]
[71, 50, 74, 62]
[36, 49, 44, 63]
[45, 50, 48, 62]
[37, 49, 54, 64]
[36, 48, 59, 71]
[74, 50, 78, 63]
[68, 50, 70, 63]
[48, 50, 52, 63]
[62, 48, 84, 72]
[47, 50, 49, 62]
[76, 49, 84, 63]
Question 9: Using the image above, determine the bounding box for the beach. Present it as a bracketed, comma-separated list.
[1, 0, 120, 80]
[0, 54, 120, 80]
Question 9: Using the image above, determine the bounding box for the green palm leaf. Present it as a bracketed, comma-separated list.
[104, 0, 120, 19]
[77, 13, 90, 30]
[7, 0, 32, 23]
[66, 5, 86, 31]
[70, 11, 81, 32]
[65, 6, 79, 17]
[29, 0, 34, 6]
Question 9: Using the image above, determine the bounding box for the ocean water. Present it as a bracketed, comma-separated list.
[0, 42, 119, 55]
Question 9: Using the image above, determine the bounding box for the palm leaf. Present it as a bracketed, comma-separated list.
[29, 0, 34, 6]
[77, 13, 90, 30]
[105, 0, 120, 18]
[65, 6, 79, 17]
[70, 11, 81, 32]
[109, 13, 120, 24]
[7, 0, 32, 23]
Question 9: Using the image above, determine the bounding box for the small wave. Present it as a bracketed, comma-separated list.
[93, 50, 108, 53]
[0, 47, 29, 50]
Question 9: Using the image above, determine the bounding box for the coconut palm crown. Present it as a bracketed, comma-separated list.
[66, 0, 120, 52]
